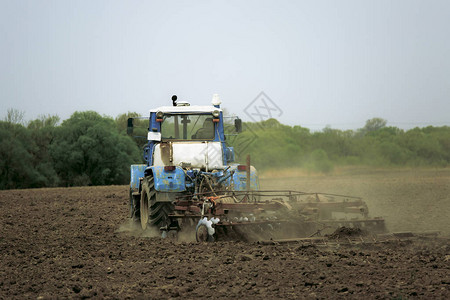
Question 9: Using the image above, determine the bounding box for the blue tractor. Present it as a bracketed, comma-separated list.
[128, 95, 261, 236]
[128, 95, 386, 242]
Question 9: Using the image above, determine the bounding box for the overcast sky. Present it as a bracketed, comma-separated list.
[1, 0, 449, 130]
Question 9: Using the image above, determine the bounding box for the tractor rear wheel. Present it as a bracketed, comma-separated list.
[140, 177, 155, 230]
[129, 188, 134, 218]
[140, 175, 174, 230]
[130, 187, 141, 225]
[149, 202, 173, 227]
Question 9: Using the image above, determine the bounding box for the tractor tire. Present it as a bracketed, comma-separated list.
[129, 188, 133, 218]
[140, 177, 154, 230]
[130, 188, 140, 223]
[140, 176, 174, 230]
[149, 202, 174, 227]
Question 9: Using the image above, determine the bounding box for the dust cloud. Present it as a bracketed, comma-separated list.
[116, 219, 161, 238]
[259, 167, 450, 237]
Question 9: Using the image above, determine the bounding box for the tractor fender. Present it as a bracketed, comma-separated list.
[145, 166, 186, 192]
[130, 164, 146, 191]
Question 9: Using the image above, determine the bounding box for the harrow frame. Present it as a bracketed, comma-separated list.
[163, 190, 387, 242]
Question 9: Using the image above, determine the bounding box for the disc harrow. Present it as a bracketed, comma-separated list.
[164, 190, 389, 242]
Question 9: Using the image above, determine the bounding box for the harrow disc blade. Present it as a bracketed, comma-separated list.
[196, 224, 213, 242]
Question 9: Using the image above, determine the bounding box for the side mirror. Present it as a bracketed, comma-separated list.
[234, 118, 242, 133]
[127, 118, 133, 135]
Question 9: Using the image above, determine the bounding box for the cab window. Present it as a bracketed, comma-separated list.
[161, 114, 215, 140]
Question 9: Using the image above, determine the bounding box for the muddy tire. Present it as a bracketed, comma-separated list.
[149, 202, 173, 227]
[140, 176, 173, 230]
[129, 188, 133, 218]
[130, 188, 140, 222]
[140, 177, 154, 230]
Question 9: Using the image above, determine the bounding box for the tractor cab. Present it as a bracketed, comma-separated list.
[143, 95, 240, 170]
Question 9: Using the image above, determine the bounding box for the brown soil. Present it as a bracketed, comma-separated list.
[1, 169, 449, 299]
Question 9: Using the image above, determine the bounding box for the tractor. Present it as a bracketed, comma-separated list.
[128, 95, 386, 242]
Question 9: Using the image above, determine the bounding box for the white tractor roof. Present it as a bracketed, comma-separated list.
[149, 105, 222, 114]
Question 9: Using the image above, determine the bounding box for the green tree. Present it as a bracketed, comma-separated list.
[359, 118, 387, 136]
[115, 112, 149, 149]
[0, 122, 44, 189]
[305, 149, 334, 173]
[50, 111, 141, 186]
[4, 108, 25, 125]
[27, 114, 61, 187]
[398, 127, 447, 166]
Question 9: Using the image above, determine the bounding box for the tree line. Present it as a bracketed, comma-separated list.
[229, 117, 450, 172]
[0, 110, 141, 190]
[1, 109, 449, 190]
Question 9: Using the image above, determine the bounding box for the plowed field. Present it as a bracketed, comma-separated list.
[1, 168, 449, 299]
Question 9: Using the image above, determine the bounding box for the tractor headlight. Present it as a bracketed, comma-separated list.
[212, 110, 220, 118]
[156, 111, 164, 118]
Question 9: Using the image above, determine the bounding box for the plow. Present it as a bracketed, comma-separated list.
[127, 95, 441, 244]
